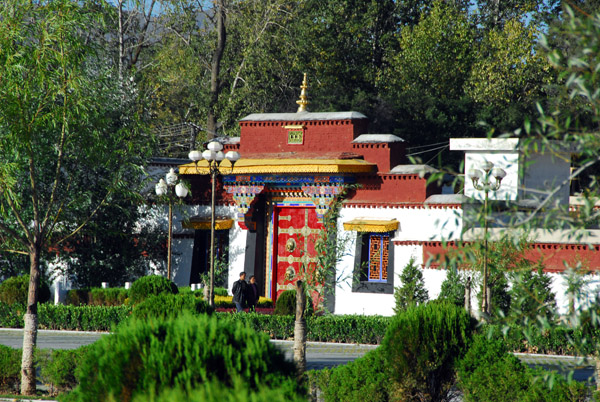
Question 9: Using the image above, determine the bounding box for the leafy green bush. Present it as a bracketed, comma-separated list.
[0, 302, 25, 327]
[310, 348, 392, 402]
[457, 334, 589, 402]
[383, 302, 475, 401]
[131, 378, 306, 402]
[129, 275, 178, 304]
[66, 313, 299, 402]
[39, 346, 90, 395]
[0, 274, 51, 305]
[131, 292, 213, 320]
[0, 344, 21, 393]
[214, 287, 228, 297]
[308, 315, 389, 344]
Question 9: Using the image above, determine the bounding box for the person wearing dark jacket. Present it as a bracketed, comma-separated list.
[246, 275, 259, 312]
[232, 272, 247, 312]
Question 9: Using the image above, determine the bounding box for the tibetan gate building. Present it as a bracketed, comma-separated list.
[173, 83, 600, 316]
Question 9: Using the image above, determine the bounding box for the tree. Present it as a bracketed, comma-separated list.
[438, 267, 466, 307]
[508, 265, 557, 323]
[0, 0, 150, 393]
[393, 257, 429, 313]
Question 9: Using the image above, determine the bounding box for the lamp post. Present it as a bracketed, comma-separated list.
[155, 168, 189, 281]
[467, 161, 506, 316]
[188, 141, 240, 307]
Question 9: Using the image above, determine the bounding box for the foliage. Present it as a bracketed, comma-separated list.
[274, 290, 298, 315]
[131, 292, 213, 320]
[0, 275, 50, 305]
[131, 378, 306, 402]
[393, 257, 429, 313]
[0, 344, 20, 393]
[437, 267, 466, 307]
[67, 313, 300, 402]
[508, 265, 557, 323]
[66, 287, 128, 306]
[129, 275, 178, 305]
[457, 333, 589, 402]
[37, 304, 131, 331]
[38, 346, 90, 396]
[214, 295, 273, 308]
[382, 302, 476, 401]
[309, 348, 393, 402]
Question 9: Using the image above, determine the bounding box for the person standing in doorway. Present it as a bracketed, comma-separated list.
[232, 272, 248, 312]
[246, 275, 259, 312]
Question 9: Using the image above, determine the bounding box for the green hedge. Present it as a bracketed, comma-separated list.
[66, 288, 129, 306]
[37, 304, 131, 331]
[38, 346, 90, 395]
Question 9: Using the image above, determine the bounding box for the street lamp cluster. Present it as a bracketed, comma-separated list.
[467, 161, 506, 317]
[154, 140, 240, 307]
[155, 168, 189, 281]
[188, 141, 240, 307]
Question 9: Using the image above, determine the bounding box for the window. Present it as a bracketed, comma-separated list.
[189, 230, 229, 286]
[353, 232, 394, 294]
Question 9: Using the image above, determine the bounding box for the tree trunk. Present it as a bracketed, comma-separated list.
[207, 0, 226, 138]
[21, 246, 40, 395]
[596, 353, 600, 392]
[464, 276, 471, 315]
[293, 280, 307, 377]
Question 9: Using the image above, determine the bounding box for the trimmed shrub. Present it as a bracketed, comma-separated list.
[274, 289, 312, 316]
[214, 287, 228, 297]
[66, 289, 89, 306]
[38, 304, 131, 331]
[66, 288, 129, 306]
[310, 348, 392, 402]
[131, 378, 306, 402]
[0, 302, 25, 328]
[39, 346, 90, 395]
[0, 344, 20, 393]
[129, 275, 178, 305]
[0, 274, 51, 305]
[131, 292, 213, 320]
[382, 301, 476, 401]
[308, 315, 389, 344]
[67, 313, 300, 402]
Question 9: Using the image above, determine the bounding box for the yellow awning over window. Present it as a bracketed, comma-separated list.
[182, 217, 234, 231]
[343, 219, 399, 233]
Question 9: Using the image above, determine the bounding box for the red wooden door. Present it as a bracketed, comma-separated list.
[272, 206, 323, 300]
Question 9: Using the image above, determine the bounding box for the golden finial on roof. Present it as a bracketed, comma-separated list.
[296, 73, 309, 113]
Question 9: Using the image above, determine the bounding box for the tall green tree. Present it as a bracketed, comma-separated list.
[394, 257, 429, 313]
[0, 0, 150, 393]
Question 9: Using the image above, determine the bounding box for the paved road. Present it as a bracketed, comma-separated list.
[0, 329, 595, 378]
[0, 329, 376, 371]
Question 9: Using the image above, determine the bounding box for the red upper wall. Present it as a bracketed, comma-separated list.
[238, 117, 368, 156]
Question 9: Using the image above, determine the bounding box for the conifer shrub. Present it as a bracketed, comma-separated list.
[382, 301, 476, 401]
[131, 378, 306, 402]
[437, 267, 465, 307]
[66, 313, 299, 402]
[393, 257, 429, 313]
[39, 346, 90, 395]
[129, 275, 178, 304]
[130, 292, 213, 320]
[0, 274, 51, 305]
[310, 348, 393, 402]
[0, 344, 21, 393]
[457, 334, 589, 402]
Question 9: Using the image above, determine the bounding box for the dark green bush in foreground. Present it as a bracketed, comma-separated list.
[65, 313, 300, 402]
[131, 292, 213, 320]
[129, 275, 178, 305]
[457, 334, 589, 402]
[310, 348, 392, 402]
[132, 378, 306, 402]
[0, 274, 51, 305]
[383, 302, 475, 401]
[0, 344, 20, 393]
